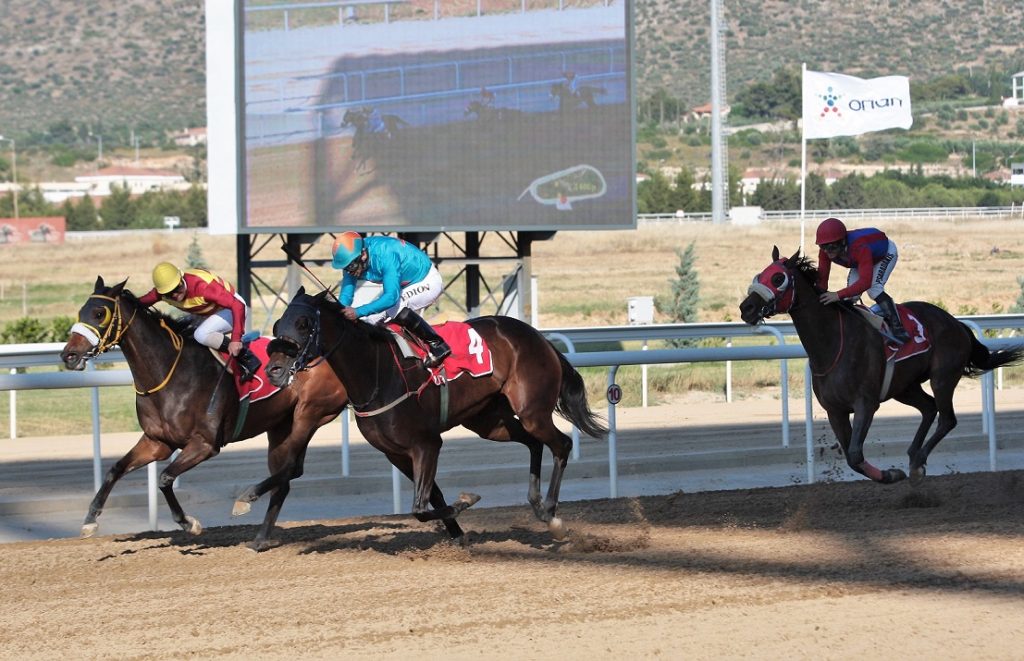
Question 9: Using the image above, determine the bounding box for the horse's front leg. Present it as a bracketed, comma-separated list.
[82, 435, 173, 538]
[386, 452, 467, 540]
[407, 441, 479, 524]
[158, 439, 220, 535]
[843, 404, 906, 484]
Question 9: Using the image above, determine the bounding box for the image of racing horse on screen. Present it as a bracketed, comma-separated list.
[340, 107, 409, 173]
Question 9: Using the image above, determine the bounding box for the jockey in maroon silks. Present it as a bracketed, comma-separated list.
[814, 217, 911, 344]
[139, 262, 262, 379]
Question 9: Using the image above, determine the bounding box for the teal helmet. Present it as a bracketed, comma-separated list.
[331, 231, 364, 270]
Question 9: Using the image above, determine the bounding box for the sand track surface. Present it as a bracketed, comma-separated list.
[3, 469, 1023, 659]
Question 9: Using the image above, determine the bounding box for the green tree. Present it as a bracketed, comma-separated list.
[98, 184, 135, 229]
[656, 242, 700, 347]
[185, 233, 208, 269]
[64, 194, 100, 231]
[670, 168, 699, 213]
[1012, 277, 1024, 314]
[637, 171, 674, 214]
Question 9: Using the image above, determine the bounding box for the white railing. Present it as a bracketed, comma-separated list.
[2, 314, 1022, 528]
[638, 206, 1024, 224]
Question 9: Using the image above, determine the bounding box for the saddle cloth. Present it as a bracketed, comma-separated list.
[387, 320, 494, 384]
[210, 336, 281, 403]
[854, 304, 931, 362]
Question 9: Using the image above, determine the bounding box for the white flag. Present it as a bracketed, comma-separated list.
[802, 70, 913, 139]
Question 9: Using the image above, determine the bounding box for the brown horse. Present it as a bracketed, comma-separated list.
[60, 277, 348, 551]
[739, 247, 1024, 485]
[265, 287, 606, 541]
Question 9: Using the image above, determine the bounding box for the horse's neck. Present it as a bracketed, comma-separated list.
[324, 315, 401, 399]
[117, 305, 189, 377]
[789, 276, 844, 366]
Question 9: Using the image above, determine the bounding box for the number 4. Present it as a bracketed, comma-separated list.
[466, 328, 485, 364]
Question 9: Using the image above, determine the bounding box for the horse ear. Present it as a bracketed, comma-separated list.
[93, 275, 104, 292]
[110, 278, 128, 297]
[295, 286, 306, 297]
[771, 245, 780, 261]
[791, 248, 802, 262]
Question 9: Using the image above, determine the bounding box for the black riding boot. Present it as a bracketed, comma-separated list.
[875, 293, 910, 344]
[218, 336, 261, 382]
[394, 307, 451, 368]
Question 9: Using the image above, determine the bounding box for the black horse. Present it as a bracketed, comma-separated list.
[739, 247, 1024, 484]
[265, 288, 606, 541]
[464, 101, 522, 123]
[550, 82, 604, 112]
[60, 277, 349, 551]
[341, 107, 407, 172]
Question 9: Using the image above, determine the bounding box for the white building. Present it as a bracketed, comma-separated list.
[74, 166, 190, 197]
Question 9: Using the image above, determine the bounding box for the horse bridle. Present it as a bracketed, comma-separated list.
[746, 260, 796, 321]
[70, 293, 185, 395]
[70, 293, 137, 359]
[267, 298, 324, 380]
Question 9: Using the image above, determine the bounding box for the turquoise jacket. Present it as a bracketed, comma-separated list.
[340, 236, 433, 317]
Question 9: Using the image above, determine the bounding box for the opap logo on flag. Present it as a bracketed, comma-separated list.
[802, 70, 913, 139]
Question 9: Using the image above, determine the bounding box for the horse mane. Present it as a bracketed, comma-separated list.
[119, 289, 199, 337]
[787, 254, 819, 284]
[310, 292, 393, 346]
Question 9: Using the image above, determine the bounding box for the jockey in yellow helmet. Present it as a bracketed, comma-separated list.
[141, 262, 262, 379]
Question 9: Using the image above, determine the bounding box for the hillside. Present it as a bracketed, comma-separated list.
[1, 1, 1023, 138]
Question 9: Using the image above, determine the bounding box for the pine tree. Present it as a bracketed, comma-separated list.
[657, 242, 700, 347]
[1011, 276, 1024, 313]
[185, 233, 208, 269]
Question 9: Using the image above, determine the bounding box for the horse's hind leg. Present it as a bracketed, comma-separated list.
[386, 451, 469, 540]
[82, 434, 172, 538]
[893, 383, 938, 484]
[909, 374, 962, 485]
[462, 410, 545, 515]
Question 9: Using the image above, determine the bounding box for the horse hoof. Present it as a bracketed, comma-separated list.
[80, 523, 98, 538]
[232, 500, 251, 517]
[246, 539, 273, 553]
[884, 468, 908, 484]
[909, 466, 926, 487]
[548, 517, 566, 541]
[182, 515, 203, 536]
[458, 492, 482, 508]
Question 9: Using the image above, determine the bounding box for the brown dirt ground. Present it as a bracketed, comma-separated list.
[2, 465, 1023, 658]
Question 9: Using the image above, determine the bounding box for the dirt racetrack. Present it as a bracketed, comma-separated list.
[2, 467, 1024, 659]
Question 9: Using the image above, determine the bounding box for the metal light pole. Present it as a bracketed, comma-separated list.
[0, 135, 17, 219]
[89, 132, 103, 169]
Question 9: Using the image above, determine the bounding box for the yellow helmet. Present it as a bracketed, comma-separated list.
[152, 262, 183, 294]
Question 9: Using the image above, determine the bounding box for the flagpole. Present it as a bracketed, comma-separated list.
[800, 62, 807, 254]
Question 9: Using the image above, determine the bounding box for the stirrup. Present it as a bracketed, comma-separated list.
[423, 344, 451, 368]
[237, 350, 261, 382]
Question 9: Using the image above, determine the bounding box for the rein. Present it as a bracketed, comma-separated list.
[282, 298, 426, 417]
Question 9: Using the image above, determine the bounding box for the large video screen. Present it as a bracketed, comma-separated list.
[213, 0, 634, 234]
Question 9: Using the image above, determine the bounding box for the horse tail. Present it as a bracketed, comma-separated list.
[963, 325, 1024, 377]
[553, 348, 608, 439]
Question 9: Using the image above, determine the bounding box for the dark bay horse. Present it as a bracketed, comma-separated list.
[60, 277, 348, 551]
[464, 101, 522, 123]
[341, 107, 407, 172]
[265, 288, 606, 541]
[550, 82, 604, 111]
[739, 247, 1024, 484]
